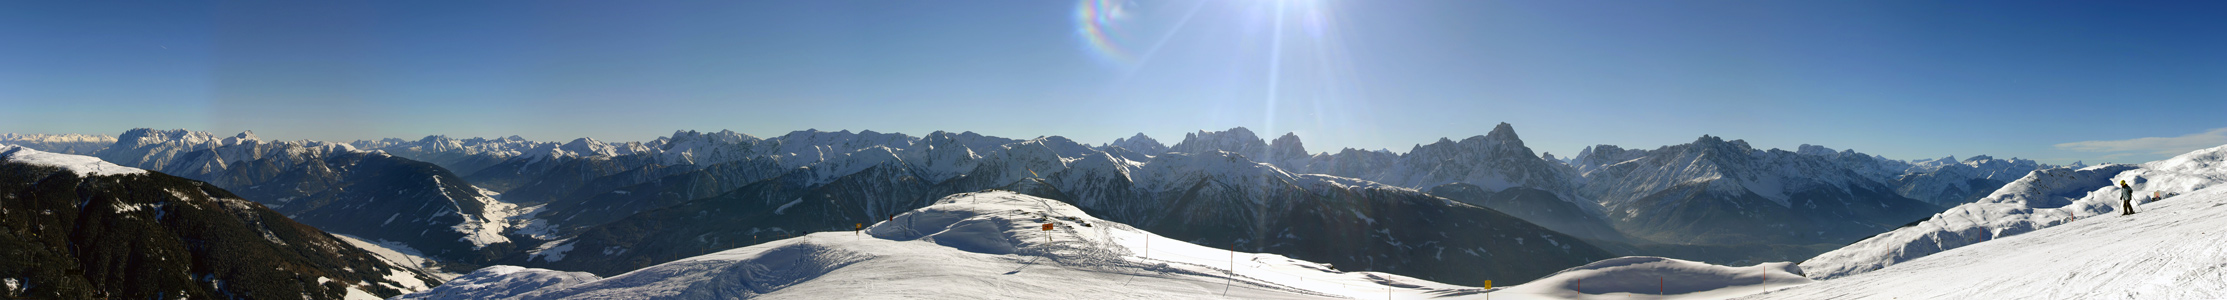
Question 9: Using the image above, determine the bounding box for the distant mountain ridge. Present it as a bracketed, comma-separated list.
[0, 133, 114, 155]
[87, 129, 539, 267]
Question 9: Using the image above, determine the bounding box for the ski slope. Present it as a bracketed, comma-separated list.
[1802, 144, 2227, 279]
[1748, 181, 2227, 299]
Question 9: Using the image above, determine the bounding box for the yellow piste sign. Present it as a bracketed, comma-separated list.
[1482, 280, 1492, 289]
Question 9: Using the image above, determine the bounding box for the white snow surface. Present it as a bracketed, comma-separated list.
[397, 191, 1490, 299]
[527, 238, 577, 263]
[1799, 144, 2227, 280]
[331, 234, 458, 281]
[443, 182, 518, 249]
[1751, 178, 2227, 299]
[0, 145, 147, 176]
[1489, 256, 1810, 300]
[389, 266, 602, 300]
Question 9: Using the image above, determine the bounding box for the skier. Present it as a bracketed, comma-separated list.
[2119, 180, 2136, 215]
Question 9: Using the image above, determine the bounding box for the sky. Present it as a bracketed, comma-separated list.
[3, 0, 2223, 165]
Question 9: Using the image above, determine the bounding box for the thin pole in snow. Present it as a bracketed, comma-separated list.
[1224, 245, 1234, 295]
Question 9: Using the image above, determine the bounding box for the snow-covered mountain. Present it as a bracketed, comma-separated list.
[361, 124, 2028, 278]
[89, 129, 538, 265]
[400, 191, 1494, 299]
[1758, 165, 2227, 299]
[1296, 124, 1584, 196]
[352, 135, 542, 175]
[501, 133, 1613, 285]
[1799, 143, 2227, 280]
[647, 129, 761, 166]
[0, 146, 438, 299]
[6, 125, 2077, 293]
[1102, 132, 1168, 156]
[1570, 135, 1941, 245]
[1788, 144, 2056, 207]
[1888, 155, 2050, 206]
[0, 133, 114, 155]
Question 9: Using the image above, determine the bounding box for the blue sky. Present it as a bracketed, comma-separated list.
[3, 0, 2223, 164]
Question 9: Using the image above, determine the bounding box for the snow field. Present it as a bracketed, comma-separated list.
[1802, 144, 2227, 280]
[1747, 180, 2227, 299]
[0, 145, 147, 176]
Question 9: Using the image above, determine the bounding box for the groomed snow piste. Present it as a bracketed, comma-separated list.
[1801, 144, 2227, 280]
[1750, 171, 2227, 299]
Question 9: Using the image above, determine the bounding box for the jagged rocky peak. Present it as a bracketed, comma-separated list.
[116, 128, 219, 147]
[1106, 132, 1168, 154]
[1687, 134, 1757, 153]
[1267, 132, 1306, 157]
[1483, 122, 1521, 143]
[558, 137, 616, 156]
[666, 129, 759, 146]
[1796, 144, 1836, 156]
[1167, 127, 1267, 156]
[1460, 122, 1533, 153]
[1018, 135, 1097, 159]
[1571, 144, 1647, 171]
[921, 130, 972, 147]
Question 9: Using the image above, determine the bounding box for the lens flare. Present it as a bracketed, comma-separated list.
[1076, 0, 1136, 65]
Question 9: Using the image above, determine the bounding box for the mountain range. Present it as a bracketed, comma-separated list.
[2, 124, 2063, 287]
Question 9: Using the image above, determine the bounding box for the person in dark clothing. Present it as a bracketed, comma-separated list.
[2120, 180, 2136, 215]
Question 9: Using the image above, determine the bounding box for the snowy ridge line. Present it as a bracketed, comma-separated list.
[0, 145, 149, 176]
